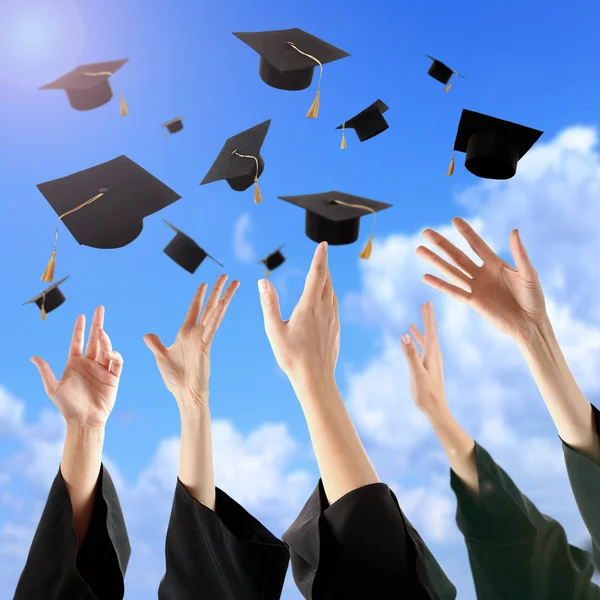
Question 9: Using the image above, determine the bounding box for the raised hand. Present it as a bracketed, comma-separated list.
[417, 217, 547, 342]
[401, 302, 448, 418]
[31, 306, 123, 428]
[258, 241, 340, 386]
[144, 275, 240, 411]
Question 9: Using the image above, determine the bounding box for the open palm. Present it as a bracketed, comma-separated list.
[417, 218, 547, 342]
[31, 306, 123, 428]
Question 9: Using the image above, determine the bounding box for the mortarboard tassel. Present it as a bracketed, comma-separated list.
[265, 265, 270, 279]
[444, 81, 454, 92]
[40, 292, 47, 320]
[340, 123, 347, 149]
[287, 42, 323, 119]
[41, 191, 106, 282]
[232, 150, 263, 204]
[332, 199, 377, 260]
[84, 71, 128, 116]
[447, 154, 455, 176]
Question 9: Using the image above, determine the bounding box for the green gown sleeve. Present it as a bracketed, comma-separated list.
[13, 464, 130, 600]
[450, 443, 599, 600]
[281, 478, 457, 599]
[158, 480, 290, 600]
[562, 402, 600, 568]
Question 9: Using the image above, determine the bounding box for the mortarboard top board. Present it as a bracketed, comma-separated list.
[448, 109, 543, 180]
[278, 192, 392, 257]
[37, 155, 182, 283]
[200, 120, 271, 202]
[233, 28, 350, 118]
[39, 59, 129, 113]
[23, 276, 70, 320]
[425, 55, 464, 90]
[337, 100, 389, 147]
[162, 116, 184, 135]
[258, 245, 286, 276]
[163, 220, 223, 273]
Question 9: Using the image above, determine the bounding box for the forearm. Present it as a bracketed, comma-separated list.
[60, 422, 105, 547]
[177, 401, 216, 511]
[290, 376, 379, 505]
[426, 408, 480, 505]
[518, 316, 600, 463]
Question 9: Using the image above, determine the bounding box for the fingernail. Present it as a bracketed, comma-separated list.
[321, 241, 328, 252]
[258, 279, 268, 293]
[401, 334, 411, 345]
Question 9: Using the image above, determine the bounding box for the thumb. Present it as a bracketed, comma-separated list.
[401, 334, 425, 377]
[30, 357, 58, 399]
[143, 334, 168, 360]
[258, 279, 283, 337]
[510, 229, 537, 280]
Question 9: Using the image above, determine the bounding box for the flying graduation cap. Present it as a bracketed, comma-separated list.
[37, 155, 182, 283]
[163, 220, 224, 273]
[425, 55, 464, 91]
[337, 100, 389, 148]
[233, 28, 350, 118]
[201, 120, 271, 204]
[23, 276, 70, 320]
[447, 109, 543, 180]
[39, 59, 129, 114]
[162, 117, 184, 140]
[258, 245, 286, 278]
[278, 192, 392, 259]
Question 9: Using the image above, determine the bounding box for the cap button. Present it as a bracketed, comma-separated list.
[99, 188, 108, 193]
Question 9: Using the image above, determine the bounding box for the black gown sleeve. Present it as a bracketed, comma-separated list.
[158, 480, 290, 600]
[13, 464, 130, 600]
[450, 442, 598, 600]
[281, 479, 457, 600]
[562, 402, 600, 569]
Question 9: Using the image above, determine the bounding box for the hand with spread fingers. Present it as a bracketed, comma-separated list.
[417, 217, 546, 343]
[31, 306, 123, 429]
[144, 275, 240, 411]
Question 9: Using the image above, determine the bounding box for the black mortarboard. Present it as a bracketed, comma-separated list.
[233, 28, 350, 118]
[258, 245, 286, 277]
[39, 59, 129, 114]
[23, 276, 70, 320]
[278, 192, 392, 257]
[425, 55, 464, 91]
[163, 117, 184, 135]
[200, 120, 271, 203]
[447, 109, 543, 180]
[336, 100, 389, 148]
[37, 155, 182, 282]
[163, 220, 223, 273]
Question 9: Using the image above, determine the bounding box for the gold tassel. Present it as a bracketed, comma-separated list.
[40, 305, 47, 320]
[444, 81, 453, 92]
[253, 178, 263, 204]
[41, 249, 56, 283]
[265, 266, 270, 279]
[340, 129, 347, 149]
[119, 92, 128, 116]
[306, 90, 320, 118]
[447, 155, 455, 176]
[40, 292, 47, 320]
[359, 235, 373, 260]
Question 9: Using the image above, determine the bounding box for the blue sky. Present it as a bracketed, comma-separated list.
[1, 0, 600, 598]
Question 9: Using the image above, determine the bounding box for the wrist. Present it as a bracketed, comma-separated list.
[289, 372, 339, 403]
[516, 313, 554, 350]
[65, 419, 106, 437]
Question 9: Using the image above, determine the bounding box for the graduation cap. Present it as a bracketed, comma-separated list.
[37, 155, 182, 282]
[258, 245, 286, 278]
[39, 59, 129, 114]
[163, 220, 224, 273]
[23, 276, 70, 320]
[277, 192, 392, 258]
[200, 120, 271, 203]
[447, 109, 543, 180]
[233, 28, 350, 118]
[336, 100, 389, 148]
[162, 116, 184, 138]
[425, 55, 464, 91]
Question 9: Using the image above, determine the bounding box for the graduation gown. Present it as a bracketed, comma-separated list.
[282, 479, 457, 599]
[13, 464, 130, 600]
[158, 480, 290, 600]
[450, 443, 599, 599]
[563, 402, 600, 568]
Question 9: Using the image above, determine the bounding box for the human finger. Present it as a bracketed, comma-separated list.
[201, 281, 240, 346]
[200, 275, 228, 327]
[416, 246, 472, 291]
[68, 315, 86, 358]
[30, 357, 59, 400]
[422, 274, 472, 304]
[182, 283, 208, 329]
[422, 229, 479, 277]
[302, 242, 328, 305]
[452, 217, 498, 264]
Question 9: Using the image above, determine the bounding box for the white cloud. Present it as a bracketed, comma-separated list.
[233, 213, 257, 263]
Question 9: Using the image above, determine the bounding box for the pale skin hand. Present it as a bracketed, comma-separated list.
[144, 275, 240, 511]
[417, 217, 600, 463]
[401, 302, 480, 503]
[31, 306, 124, 547]
[258, 242, 379, 505]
